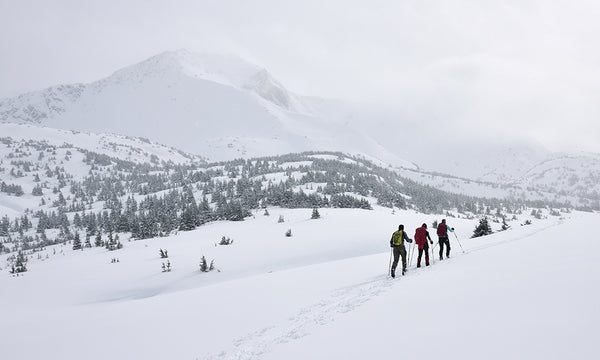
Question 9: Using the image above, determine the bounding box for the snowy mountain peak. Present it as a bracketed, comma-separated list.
[104, 49, 293, 109]
[244, 69, 291, 109]
[110, 50, 258, 86]
[0, 49, 296, 124]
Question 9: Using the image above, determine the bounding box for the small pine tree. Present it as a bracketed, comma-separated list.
[472, 217, 493, 238]
[161, 260, 171, 272]
[95, 232, 103, 247]
[501, 217, 510, 231]
[72, 232, 82, 250]
[199, 256, 208, 272]
[10, 251, 28, 274]
[219, 236, 233, 245]
[159, 249, 169, 258]
[285, 229, 292, 237]
[278, 215, 285, 223]
[311, 208, 320, 219]
[432, 220, 438, 230]
[84, 233, 92, 248]
[264, 208, 270, 216]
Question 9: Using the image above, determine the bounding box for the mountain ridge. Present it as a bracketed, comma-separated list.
[0, 50, 408, 168]
[1, 49, 599, 207]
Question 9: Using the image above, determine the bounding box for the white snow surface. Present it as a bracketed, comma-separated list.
[2, 207, 598, 360]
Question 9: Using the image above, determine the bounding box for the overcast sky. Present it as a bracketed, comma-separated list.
[1, 0, 599, 153]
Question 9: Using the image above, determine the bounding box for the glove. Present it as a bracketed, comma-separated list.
[451, 227, 455, 231]
[408, 238, 413, 243]
[429, 240, 433, 244]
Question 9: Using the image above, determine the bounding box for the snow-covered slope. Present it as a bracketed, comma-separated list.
[514, 153, 600, 199]
[0, 122, 205, 165]
[1, 207, 597, 359]
[0, 49, 407, 167]
[0, 122, 206, 217]
[395, 150, 600, 209]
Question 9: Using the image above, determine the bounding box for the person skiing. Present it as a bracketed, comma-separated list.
[437, 219, 454, 260]
[390, 224, 413, 278]
[414, 223, 433, 267]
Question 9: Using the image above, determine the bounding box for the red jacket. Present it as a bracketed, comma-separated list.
[414, 227, 429, 249]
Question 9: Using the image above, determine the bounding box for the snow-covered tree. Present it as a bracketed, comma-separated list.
[72, 232, 82, 250]
[10, 251, 28, 274]
[472, 217, 493, 238]
[311, 207, 320, 219]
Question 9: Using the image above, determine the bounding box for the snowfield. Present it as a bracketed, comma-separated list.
[1, 207, 598, 360]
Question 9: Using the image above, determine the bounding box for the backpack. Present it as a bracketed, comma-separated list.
[437, 223, 447, 237]
[391, 230, 403, 246]
[415, 227, 427, 247]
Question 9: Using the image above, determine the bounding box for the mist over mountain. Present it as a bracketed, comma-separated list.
[0, 50, 410, 169]
[1, 49, 599, 203]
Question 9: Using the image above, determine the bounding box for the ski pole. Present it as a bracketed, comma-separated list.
[453, 232, 465, 253]
[388, 248, 393, 276]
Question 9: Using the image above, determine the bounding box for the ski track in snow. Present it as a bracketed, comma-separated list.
[199, 219, 563, 360]
[201, 274, 393, 360]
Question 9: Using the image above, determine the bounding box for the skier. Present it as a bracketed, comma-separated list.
[390, 224, 413, 278]
[437, 219, 454, 260]
[414, 223, 433, 267]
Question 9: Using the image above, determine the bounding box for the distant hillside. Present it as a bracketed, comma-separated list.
[1, 125, 568, 256]
[1, 50, 598, 215]
[397, 152, 600, 211]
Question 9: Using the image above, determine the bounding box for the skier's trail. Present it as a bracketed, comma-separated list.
[200, 274, 394, 360]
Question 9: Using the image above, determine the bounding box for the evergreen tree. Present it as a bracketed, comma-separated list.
[0, 215, 10, 236]
[501, 217, 510, 231]
[94, 232, 103, 247]
[219, 236, 233, 245]
[311, 207, 320, 219]
[84, 233, 92, 248]
[72, 232, 82, 250]
[162, 260, 171, 272]
[472, 217, 493, 238]
[11, 251, 28, 273]
[32, 185, 43, 196]
[199, 256, 208, 272]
